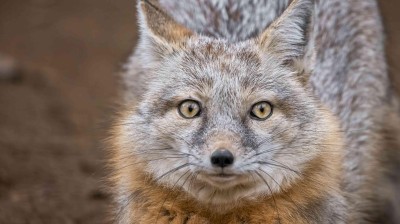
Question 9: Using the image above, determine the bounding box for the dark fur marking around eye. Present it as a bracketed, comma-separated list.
[240, 125, 259, 150]
[191, 109, 209, 147]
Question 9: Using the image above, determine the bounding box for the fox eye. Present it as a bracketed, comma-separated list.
[250, 101, 273, 120]
[178, 100, 201, 119]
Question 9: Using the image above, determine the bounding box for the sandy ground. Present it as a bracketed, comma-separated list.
[0, 1, 398, 223]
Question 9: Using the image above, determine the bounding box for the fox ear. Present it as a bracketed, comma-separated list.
[258, 0, 313, 63]
[138, 0, 193, 50]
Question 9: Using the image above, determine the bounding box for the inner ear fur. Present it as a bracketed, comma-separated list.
[139, 0, 193, 45]
[258, 0, 313, 63]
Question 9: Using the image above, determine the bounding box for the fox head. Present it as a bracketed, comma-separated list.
[116, 0, 342, 209]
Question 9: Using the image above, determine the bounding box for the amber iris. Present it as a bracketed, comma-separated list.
[250, 101, 273, 120]
[178, 100, 201, 119]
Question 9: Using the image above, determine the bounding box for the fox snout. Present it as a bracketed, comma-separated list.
[204, 132, 243, 170]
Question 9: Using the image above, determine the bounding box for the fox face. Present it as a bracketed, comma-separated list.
[117, 0, 342, 209]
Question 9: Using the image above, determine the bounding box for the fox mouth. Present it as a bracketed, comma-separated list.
[190, 171, 259, 205]
[200, 172, 243, 186]
[209, 173, 235, 179]
[208, 173, 238, 181]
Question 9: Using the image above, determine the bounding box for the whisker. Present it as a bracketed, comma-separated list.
[155, 163, 192, 182]
[155, 126, 196, 148]
[188, 172, 199, 194]
[167, 172, 195, 218]
[255, 161, 301, 175]
[248, 170, 258, 185]
[114, 190, 141, 223]
[119, 147, 179, 159]
[134, 151, 200, 160]
[257, 159, 327, 192]
[156, 170, 191, 223]
[113, 156, 189, 174]
[257, 168, 302, 221]
[116, 147, 174, 160]
[245, 142, 342, 161]
[254, 120, 366, 151]
[254, 170, 281, 223]
[118, 145, 201, 164]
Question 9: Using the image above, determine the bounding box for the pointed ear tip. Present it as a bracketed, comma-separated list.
[138, 1, 147, 15]
[137, 0, 193, 44]
[139, 0, 152, 6]
[289, 0, 314, 10]
[139, 0, 158, 14]
[138, 0, 146, 7]
[139, 0, 150, 12]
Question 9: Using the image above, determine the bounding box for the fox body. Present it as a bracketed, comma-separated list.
[109, 0, 400, 223]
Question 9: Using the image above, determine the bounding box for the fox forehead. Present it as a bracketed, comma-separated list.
[149, 37, 298, 98]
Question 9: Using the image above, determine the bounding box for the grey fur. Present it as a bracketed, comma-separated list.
[113, 0, 400, 223]
[308, 1, 396, 222]
[159, 0, 291, 41]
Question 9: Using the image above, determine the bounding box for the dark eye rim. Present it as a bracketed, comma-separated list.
[249, 101, 273, 121]
[178, 100, 202, 119]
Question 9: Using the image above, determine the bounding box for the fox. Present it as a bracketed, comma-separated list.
[108, 0, 400, 223]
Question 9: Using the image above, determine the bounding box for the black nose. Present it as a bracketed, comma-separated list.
[210, 149, 234, 168]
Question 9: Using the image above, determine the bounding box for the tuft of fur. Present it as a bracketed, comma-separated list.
[109, 0, 400, 223]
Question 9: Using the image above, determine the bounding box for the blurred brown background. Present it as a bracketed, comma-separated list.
[0, 0, 398, 223]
